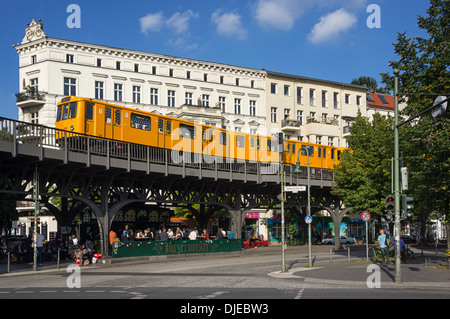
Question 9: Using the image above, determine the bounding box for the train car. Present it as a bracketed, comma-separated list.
[55, 96, 343, 171]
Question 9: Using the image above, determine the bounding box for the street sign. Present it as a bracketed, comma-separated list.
[284, 186, 306, 193]
[305, 215, 312, 224]
[362, 210, 370, 222]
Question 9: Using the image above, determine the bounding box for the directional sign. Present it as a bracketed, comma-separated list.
[305, 215, 312, 224]
[284, 186, 306, 193]
[362, 210, 371, 222]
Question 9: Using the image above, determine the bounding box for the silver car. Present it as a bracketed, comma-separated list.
[322, 236, 356, 245]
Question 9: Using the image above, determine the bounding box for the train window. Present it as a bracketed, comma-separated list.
[331, 149, 335, 159]
[323, 148, 326, 158]
[68, 102, 77, 119]
[236, 135, 245, 148]
[292, 144, 296, 155]
[158, 119, 164, 133]
[61, 103, 69, 120]
[220, 132, 227, 145]
[85, 103, 93, 120]
[131, 113, 151, 131]
[250, 137, 255, 149]
[166, 121, 171, 135]
[106, 108, 112, 124]
[257, 138, 260, 150]
[115, 110, 121, 125]
[179, 123, 196, 139]
[56, 105, 62, 122]
[301, 145, 314, 157]
[318, 148, 321, 158]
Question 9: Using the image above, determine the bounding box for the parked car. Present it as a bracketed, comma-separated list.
[401, 235, 417, 244]
[243, 237, 268, 248]
[321, 236, 356, 245]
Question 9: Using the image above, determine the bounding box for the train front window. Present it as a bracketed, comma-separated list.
[62, 103, 69, 120]
[57, 105, 62, 122]
[68, 102, 77, 119]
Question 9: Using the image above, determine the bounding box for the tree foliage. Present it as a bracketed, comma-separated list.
[350, 76, 380, 92]
[332, 110, 394, 218]
[380, 0, 449, 247]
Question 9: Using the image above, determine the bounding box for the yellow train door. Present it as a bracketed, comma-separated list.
[105, 107, 113, 139]
[157, 118, 165, 148]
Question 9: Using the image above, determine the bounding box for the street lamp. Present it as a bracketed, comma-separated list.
[293, 146, 312, 267]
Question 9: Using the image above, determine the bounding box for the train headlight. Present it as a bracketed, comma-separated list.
[70, 125, 74, 131]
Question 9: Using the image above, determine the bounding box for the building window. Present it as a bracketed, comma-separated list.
[234, 98, 241, 114]
[63, 77, 76, 96]
[270, 83, 277, 94]
[114, 83, 123, 102]
[220, 76, 224, 84]
[297, 110, 303, 125]
[271, 107, 277, 123]
[251, 80, 255, 88]
[328, 137, 334, 146]
[30, 78, 39, 92]
[249, 100, 256, 116]
[322, 90, 327, 107]
[345, 94, 350, 104]
[316, 136, 322, 144]
[31, 55, 37, 64]
[356, 95, 361, 106]
[116, 61, 121, 70]
[297, 87, 302, 104]
[97, 58, 102, 67]
[310, 89, 315, 106]
[204, 73, 208, 82]
[169, 69, 174, 77]
[152, 66, 157, 75]
[66, 54, 74, 63]
[186, 71, 191, 79]
[284, 108, 290, 120]
[202, 94, 210, 107]
[284, 85, 290, 96]
[95, 81, 104, 100]
[334, 92, 339, 109]
[218, 96, 226, 112]
[168, 90, 175, 107]
[30, 112, 38, 125]
[236, 78, 240, 86]
[134, 64, 139, 72]
[133, 86, 141, 104]
[185, 92, 193, 105]
[150, 88, 158, 105]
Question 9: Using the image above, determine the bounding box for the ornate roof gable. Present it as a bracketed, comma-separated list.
[22, 19, 47, 44]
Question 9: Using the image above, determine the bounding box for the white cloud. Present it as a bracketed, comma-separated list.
[139, 12, 165, 34]
[308, 8, 357, 44]
[211, 10, 247, 40]
[253, 0, 301, 30]
[166, 10, 199, 34]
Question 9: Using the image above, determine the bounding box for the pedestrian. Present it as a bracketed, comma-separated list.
[122, 225, 130, 242]
[377, 230, 390, 264]
[109, 229, 117, 255]
[249, 228, 257, 248]
[31, 232, 45, 266]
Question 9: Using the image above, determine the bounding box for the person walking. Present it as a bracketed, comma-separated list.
[377, 230, 390, 264]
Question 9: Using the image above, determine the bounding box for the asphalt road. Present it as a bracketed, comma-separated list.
[0, 245, 449, 305]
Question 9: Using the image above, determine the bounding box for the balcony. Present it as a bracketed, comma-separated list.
[16, 87, 46, 108]
[281, 119, 301, 132]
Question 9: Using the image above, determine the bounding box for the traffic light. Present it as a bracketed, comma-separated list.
[401, 194, 414, 218]
[386, 195, 394, 212]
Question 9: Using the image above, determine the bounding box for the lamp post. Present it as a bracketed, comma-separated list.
[293, 146, 312, 267]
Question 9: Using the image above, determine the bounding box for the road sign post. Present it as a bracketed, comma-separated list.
[362, 211, 371, 260]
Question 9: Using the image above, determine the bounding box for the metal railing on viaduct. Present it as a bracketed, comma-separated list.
[0, 117, 340, 255]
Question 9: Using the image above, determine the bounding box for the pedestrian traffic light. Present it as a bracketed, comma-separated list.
[401, 194, 414, 217]
[386, 195, 394, 212]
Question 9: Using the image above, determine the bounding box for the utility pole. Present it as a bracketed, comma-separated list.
[33, 165, 39, 272]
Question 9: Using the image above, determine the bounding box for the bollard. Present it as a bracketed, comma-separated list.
[7, 251, 10, 273]
[348, 246, 350, 262]
[57, 248, 60, 269]
[329, 248, 333, 263]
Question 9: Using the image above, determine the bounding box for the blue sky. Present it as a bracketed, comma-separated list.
[0, 0, 430, 120]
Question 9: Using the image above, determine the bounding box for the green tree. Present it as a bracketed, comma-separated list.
[350, 76, 380, 92]
[332, 110, 394, 219]
[381, 0, 449, 248]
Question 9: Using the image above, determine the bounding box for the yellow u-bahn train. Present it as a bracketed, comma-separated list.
[55, 96, 345, 170]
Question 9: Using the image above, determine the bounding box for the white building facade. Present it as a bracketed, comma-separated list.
[14, 20, 267, 135]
